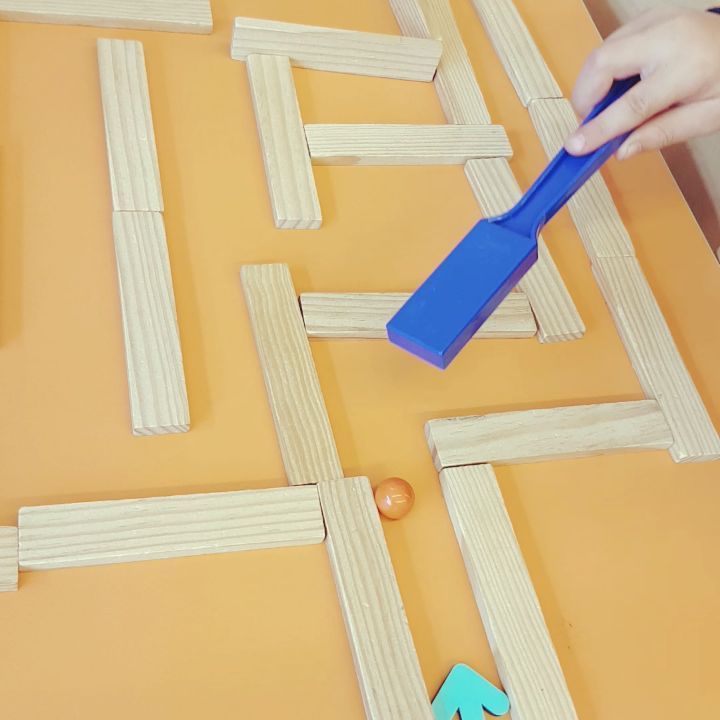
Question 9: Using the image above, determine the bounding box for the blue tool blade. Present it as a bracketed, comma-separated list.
[386, 220, 537, 369]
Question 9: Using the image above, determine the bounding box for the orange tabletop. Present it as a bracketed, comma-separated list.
[1, 1, 719, 718]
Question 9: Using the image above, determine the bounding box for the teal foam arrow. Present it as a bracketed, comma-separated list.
[432, 663, 510, 720]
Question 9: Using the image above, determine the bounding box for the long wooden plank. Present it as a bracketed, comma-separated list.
[319, 477, 434, 720]
[231, 16, 441, 82]
[465, 158, 584, 341]
[593, 257, 720, 462]
[98, 39, 163, 212]
[0, 0, 212, 33]
[0, 528, 18, 592]
[19, 486, 324, 571]
[300, 291, 536, 338]
[469, 0, 561, 105]
[528, 98, 635, 258]
[112, 211, 189, 436]
[246, 55, 321, 230]
[426, 399, 673, 469]
[441, 465, 578, 720]
[304, 124, 511, 165]
[241, 264, 343, 485]
[389, 0, 492, 123]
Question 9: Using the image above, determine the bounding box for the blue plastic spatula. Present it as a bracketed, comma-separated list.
[386, 76, 640, 369]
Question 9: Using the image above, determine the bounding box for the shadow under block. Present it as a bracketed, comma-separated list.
[18, 486, 324, 571]
[389, 0, 492, 123]
[0, 0, 212, 33]
[246, 55, 321, 230]
[231, 16, 441, 81]
[300, 291, 536, 338]
[440, 465, 578, 720]
[427, 399, 673, 469]
[98, 38, 163, 212]
[241, 264, 343, 485]
[469, 0, 561, 105]
[318, 477, 434, 720]
[465, 158, 584, 341]
[112, 212, 189, 436]
[304, 124, 511, 165]
[593, 257, 720, 462]
[528, 98, 635, 258]
[0, 528, 18, 592]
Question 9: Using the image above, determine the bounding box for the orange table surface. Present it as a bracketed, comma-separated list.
[1, 1, 719, 718]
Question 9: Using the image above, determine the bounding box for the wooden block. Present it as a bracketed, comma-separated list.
[465, 158, 584, 341]
[112, 212, 189, 436]
[426, 399, 673, 469]
[241, 264, 343, 485]
[389, 0, 492, 123]
[246, 55, 321, 230]
[0, 528, 18, 592]
[98, 39, 163, 212]
[300, 291, 536, 339]
[304, 124, 511, 165]
[528, 98, 635, 258]
[19, 485, 324, 571]
[469, 0, 561, 105]
[440, 465, 578, 720]
[231, 16, 441, 82]
[0, 0, 212, 33]
[319, 477, 434, 720]
[593, 257, 720, 462]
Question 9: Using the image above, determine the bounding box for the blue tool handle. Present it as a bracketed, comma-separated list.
[497, 75, 641, 238]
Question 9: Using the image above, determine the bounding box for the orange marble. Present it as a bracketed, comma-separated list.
[374, 477, 415, 520]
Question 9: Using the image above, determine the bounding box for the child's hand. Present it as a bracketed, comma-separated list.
[564, 8, 720, 159]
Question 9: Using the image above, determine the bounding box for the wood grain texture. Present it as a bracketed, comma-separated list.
[426, 399, 673, 469]
[528, 98, 635, 258]
[0, 528, 18, 592]
[18, 486, 324, 571]
[465, 158, 584, 341]
[389, 0, 492, 123]
[593, 256, 720, 462]
[98, 39, 163, 212]
[246, 55, 321, 230]
[112, 211, 189, 436]
[300, 291, 536, 338]
[469, 0, 562, 105]
[319, 477, 434, 720]
[241, 264, 343, 485]
[304, 124, 511, 165]
[0, 0, 212, 33]
[231, 16, 441, 81]
[440, 465, 578, 720]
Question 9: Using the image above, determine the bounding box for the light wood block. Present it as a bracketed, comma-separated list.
[19, 486, 324, 571]
[465, 158, 584, 341]
[441, 465, 578, 720]
[0, 528, 18, 592]
[389, 0, 492, 123]
[304, 124, 511, 165]
[98, 39, 163, 212]
[112, 212, 189, 436]
[241, 264, 343, 485]
[300, 291, 536, 339]
[0, 0, 212, 33]
[528, 98, 635, 258]
[469, 0, 561, 105]
[426, 399, 673, 469]
[593, 257, 720, 462]
[246, 55, 321, 230]
[231, 16, 441, 82]
[319, 477, 434, 720]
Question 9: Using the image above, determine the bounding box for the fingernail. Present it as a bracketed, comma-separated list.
[565, 133, 586, 154]
[619, 142, 640, 160]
